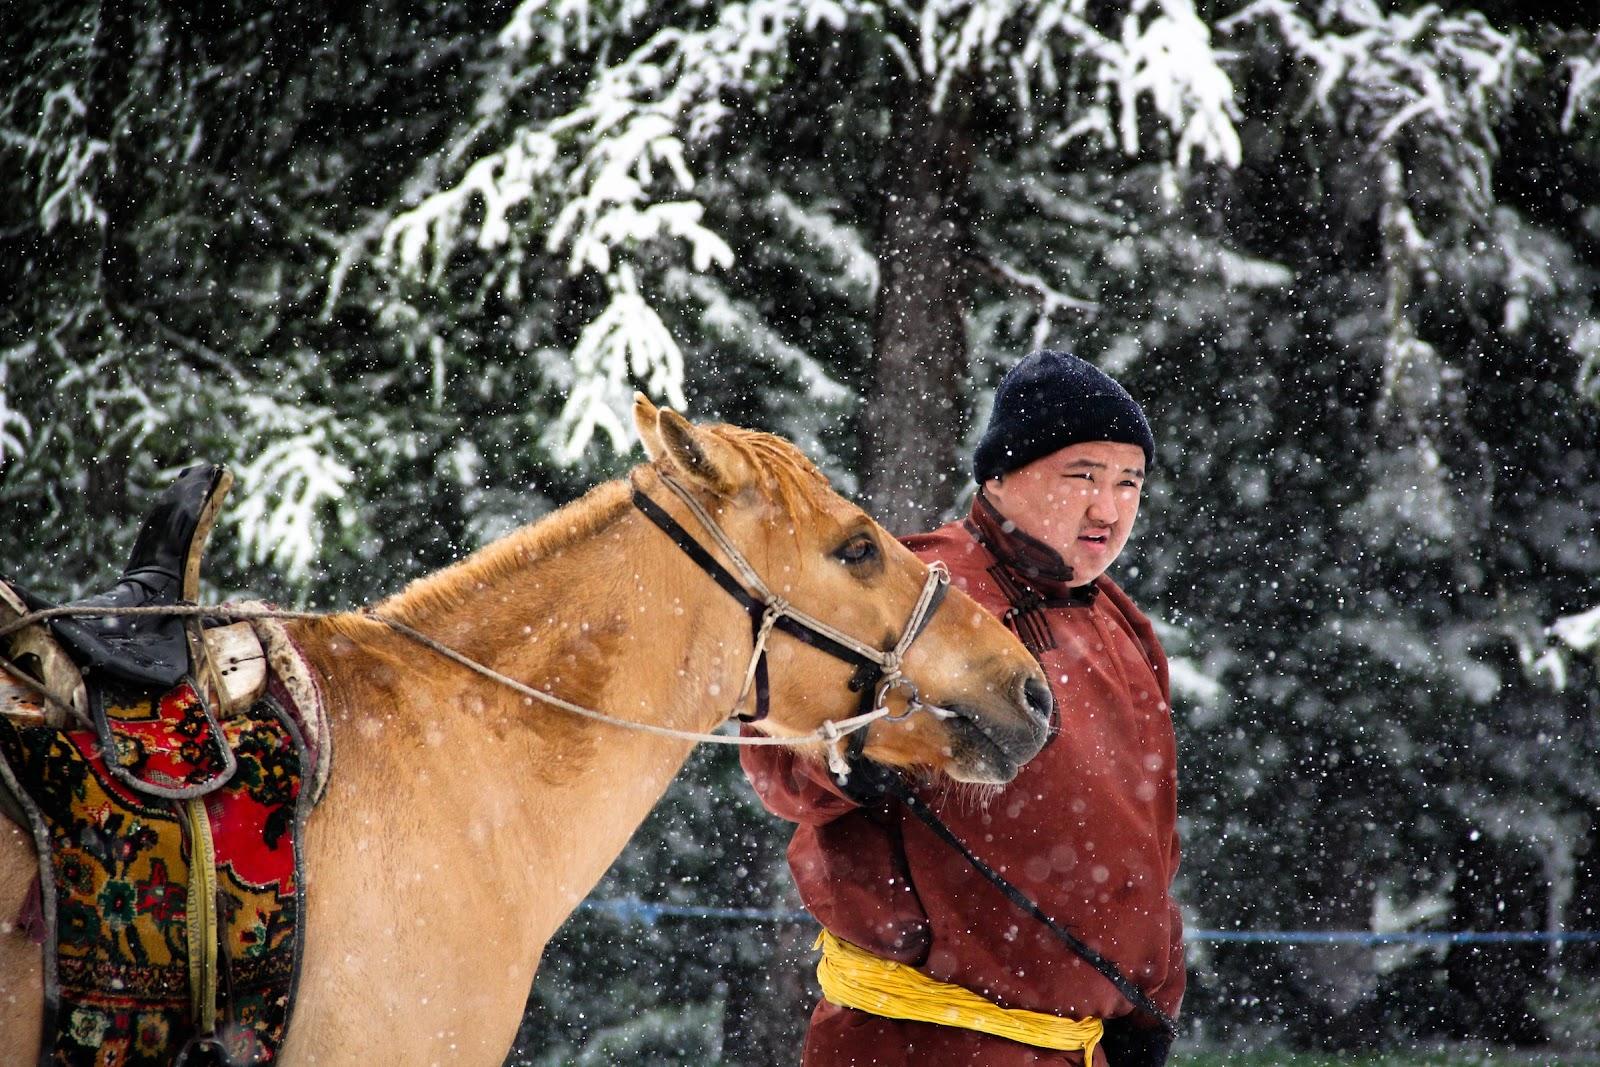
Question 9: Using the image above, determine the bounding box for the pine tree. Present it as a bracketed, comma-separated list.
[371, 0, 1244, 531]
[4, 1, 1598, 1059]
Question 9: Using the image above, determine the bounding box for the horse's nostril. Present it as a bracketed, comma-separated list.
[1023, 675, 1053, 722]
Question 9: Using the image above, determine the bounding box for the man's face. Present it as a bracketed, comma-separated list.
[983, 440, 1146, 587]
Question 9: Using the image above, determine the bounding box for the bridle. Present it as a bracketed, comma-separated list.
[631, 471, 953, 778]
[1, 468, 1175, 1034]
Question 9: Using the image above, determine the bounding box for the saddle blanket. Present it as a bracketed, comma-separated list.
[0, 617, 328, 1066]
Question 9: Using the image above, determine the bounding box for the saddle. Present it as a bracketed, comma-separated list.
[0, 465, 320, 1066]
[1, 465, 267, 765]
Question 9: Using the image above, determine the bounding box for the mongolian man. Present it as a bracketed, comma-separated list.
[743, 350, 1184, 1066]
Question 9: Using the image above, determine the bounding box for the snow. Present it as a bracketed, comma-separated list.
[0, 343, 33, 467]
[762, 190, 878, 299]
[553, 266, 689, 462]
[1552, 605, 1600, 655]
[7, 3, 1600, 1055]
[27, 83, 107, 232]
[1576, 321, 1600, 405]
[1167, 656, 1223, 708]
[228, 399, 356, 582]
[1562, 38, 1600, 132]
[666, 269, 851, 406]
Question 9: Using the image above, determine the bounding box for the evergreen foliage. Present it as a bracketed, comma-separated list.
[3, 0, 1597, 1059]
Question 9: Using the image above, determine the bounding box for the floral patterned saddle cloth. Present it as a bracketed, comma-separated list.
[0, 678, 313, 1066]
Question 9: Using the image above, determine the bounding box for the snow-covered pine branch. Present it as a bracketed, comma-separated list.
[372, 0, 1248, 465]
[378, 2, 848, 461]
[1222, 0, 1530, 226]
[0, 344, 35, 468]
[908, 0, 1241, 168]
[1562, 33, 1600, 133]
[228, 397, 357, 582]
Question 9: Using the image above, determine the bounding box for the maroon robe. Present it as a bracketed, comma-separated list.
[742, 495, 1185, 1065]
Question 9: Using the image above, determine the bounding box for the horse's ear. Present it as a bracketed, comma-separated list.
[650, 407, 748, 495]
[633, 393, 666, 459]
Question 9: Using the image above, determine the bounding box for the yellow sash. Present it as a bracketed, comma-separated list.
[815, 930, 1103, 1062]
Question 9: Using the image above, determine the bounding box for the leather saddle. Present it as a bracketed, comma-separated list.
[1, 464, 266, 733]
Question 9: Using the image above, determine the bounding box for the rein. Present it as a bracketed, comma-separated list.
[634, 473, 1176, 1033]
[0, 602, 899, 754]
[885, 778, 1180, 1037]
[2, 477, 1178, 1036]
[0, 476, 956, 768]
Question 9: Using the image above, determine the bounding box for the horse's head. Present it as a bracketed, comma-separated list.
[634, 397, 1051, 784]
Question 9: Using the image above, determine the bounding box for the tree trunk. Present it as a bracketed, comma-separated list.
[859, 90, 973, 535]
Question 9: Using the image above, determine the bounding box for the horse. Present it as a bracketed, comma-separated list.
[0, 396, 1051, 1064]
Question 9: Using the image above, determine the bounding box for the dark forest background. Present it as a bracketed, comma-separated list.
[3, 0, 1598, 1060]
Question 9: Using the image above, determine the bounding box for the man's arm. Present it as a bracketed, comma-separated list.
[741, 734, 933, 963]
[739, 735, 859, 826]
[1154, 636, 1187, 1020]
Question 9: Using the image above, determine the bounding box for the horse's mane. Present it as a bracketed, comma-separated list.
[702, 422, 833, 522]
[375, 479, 633, 626]
[373, 423, 831, 627]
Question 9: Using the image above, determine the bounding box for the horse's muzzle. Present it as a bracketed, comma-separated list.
[942, 670, 1051, 784]
[1022, 674, 1053, 729]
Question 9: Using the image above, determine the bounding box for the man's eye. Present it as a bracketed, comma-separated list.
[834, 536, 879, 566]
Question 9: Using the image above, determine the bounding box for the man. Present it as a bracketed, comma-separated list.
[742, 351, 1183, 1066]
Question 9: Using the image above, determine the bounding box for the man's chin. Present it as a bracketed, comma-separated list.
[1062, 545, 1120, 586]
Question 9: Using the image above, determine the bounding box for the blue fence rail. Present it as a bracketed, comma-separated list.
[579, 897, 1600, 946]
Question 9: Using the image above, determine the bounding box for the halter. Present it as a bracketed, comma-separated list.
[631, 472, 952, 775]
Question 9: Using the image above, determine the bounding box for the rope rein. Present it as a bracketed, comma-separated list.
[0, 601, 891, 750]
[0, 475, 953, 758]
[1, 476, 1175, 1032]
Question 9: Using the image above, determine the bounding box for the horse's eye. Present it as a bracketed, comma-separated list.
[834, 535, 879, 567]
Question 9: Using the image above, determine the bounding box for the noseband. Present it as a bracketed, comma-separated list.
[631, 473, 951, 772]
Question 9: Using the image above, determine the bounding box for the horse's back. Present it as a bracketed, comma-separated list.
[0, 817, 43, 1065]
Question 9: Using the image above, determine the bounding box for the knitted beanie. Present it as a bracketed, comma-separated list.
[972, 350, 1155, 484]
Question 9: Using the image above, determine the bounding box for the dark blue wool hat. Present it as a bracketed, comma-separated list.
[972, 350, 1155, 484]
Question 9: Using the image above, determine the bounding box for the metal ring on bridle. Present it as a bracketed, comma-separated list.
[876, 675, 922, 722]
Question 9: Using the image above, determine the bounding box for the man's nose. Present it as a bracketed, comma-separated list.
[1086, 490, 1119, 524]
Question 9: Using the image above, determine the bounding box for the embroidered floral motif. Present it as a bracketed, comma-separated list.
[132, 1014, 169, 1057]
[0, 695, 308, 1066]
[136, 859, 185, 924]
[67, 1007, 108, 1047]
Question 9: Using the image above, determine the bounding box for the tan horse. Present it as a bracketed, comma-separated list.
[0, 398, 1050, 1065]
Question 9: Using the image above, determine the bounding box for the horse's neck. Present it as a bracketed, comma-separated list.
[291, 496, 745, 939]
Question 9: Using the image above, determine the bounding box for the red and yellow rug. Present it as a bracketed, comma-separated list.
[0, 688, 310, 1066]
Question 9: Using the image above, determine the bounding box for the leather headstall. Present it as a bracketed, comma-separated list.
[630, 478, 948, 725]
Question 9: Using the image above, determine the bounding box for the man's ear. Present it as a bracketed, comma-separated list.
[633, 393, 748, 494]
